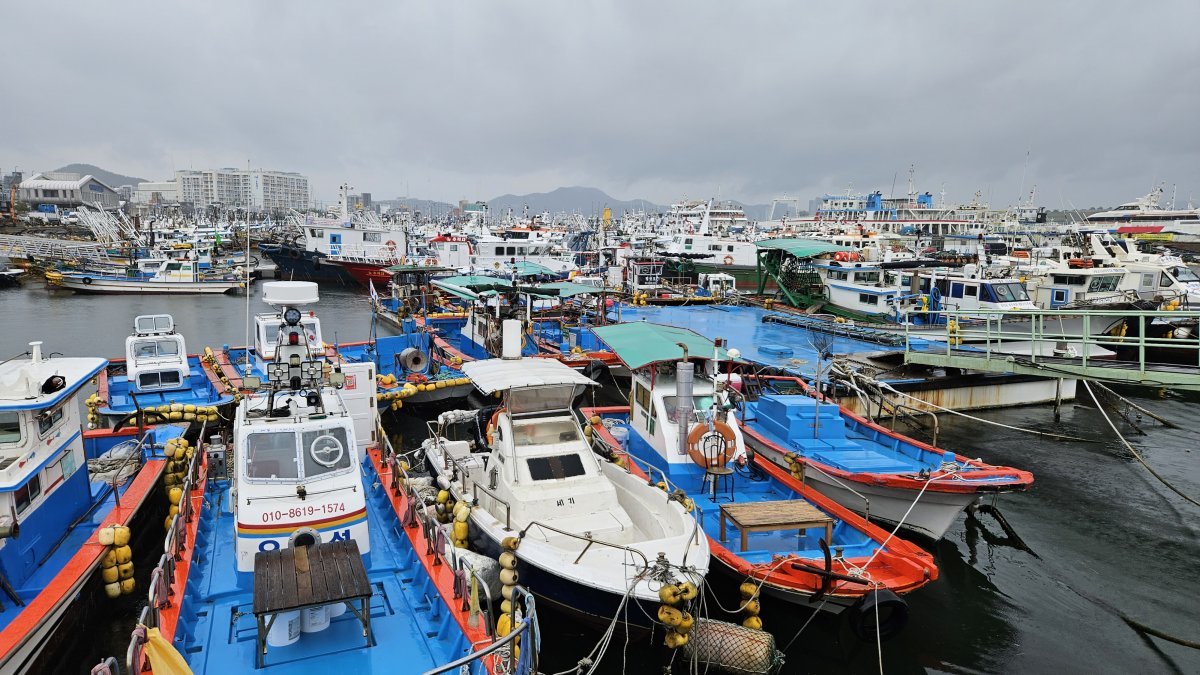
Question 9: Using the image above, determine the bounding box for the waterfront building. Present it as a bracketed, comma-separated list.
[18, 172, 120, 209]
[174, 167, 309, 210]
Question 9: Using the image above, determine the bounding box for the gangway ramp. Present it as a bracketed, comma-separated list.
[903, 308, 1200, 390]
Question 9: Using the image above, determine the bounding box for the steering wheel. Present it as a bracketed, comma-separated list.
[308, 434, 345, 468]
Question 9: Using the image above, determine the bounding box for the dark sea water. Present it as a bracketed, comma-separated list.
[2, 283, 1197, 674]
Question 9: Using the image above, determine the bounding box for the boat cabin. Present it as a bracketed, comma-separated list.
[125, 314, 190, 393]
[234, 282, 370, 572]
[0, 343, 105, 588]
[1031, 268, 1129, 309]
[459, 358, 617, 534]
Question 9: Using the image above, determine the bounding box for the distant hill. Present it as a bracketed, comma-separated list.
[488, 186, 663, 218]
[51, 163, 147, 188]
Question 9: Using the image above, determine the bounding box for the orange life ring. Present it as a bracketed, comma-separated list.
[722, 255, 734, 266]
[386, 240, 397, 251]
[486, 408, 503, 445]
[425, 258, 438, 266]
[686, 421, 734, 468]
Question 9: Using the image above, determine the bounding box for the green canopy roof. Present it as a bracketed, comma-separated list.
[755, 238, 855, 259]
[433, 275, 512, 301]
[506, 261, 555, 277]
[591, 322, 735, 370]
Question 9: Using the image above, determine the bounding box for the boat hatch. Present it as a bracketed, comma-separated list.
[134, 314, 174, 335]
[508, 384, 576, 414]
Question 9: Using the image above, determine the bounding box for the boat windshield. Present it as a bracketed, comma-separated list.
[1169, 266, 1200, 283]
[511, 418, 580, 447]
[1087, 275, 1123, 292]
[245, 427, 352, 481]
[662, 395, 716, 424]
[988, 282, 1030, 302]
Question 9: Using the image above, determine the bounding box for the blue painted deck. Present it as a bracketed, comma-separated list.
[173, 457, 475, 674]
[746, 394, 1024, 483]
[101, 356, 233, 416]
[596, 412, 881, 565]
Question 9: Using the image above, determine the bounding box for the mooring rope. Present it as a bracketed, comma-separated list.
[1081, 380, 1200, 508]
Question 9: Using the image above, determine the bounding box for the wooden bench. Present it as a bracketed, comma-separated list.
[252, 539, 373, 669]
[719, 500, 834, 552]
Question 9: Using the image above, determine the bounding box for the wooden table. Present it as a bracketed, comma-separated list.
[719, 500, 834, 552]
[252, 539, 373, 668]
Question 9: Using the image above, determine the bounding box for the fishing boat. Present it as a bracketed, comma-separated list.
[0, 257, 23, 287]
[122, 281, 540, 674]
[96, 314, 235, 425]
[421, 339, 709, 630]
[0, 341, 183, 674]
[44, 258, 246, 295]
[584, 323, 938, 640]
[737, 377, 1034, 539]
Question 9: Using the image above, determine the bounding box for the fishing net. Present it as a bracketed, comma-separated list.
[680, 618, 785, 675]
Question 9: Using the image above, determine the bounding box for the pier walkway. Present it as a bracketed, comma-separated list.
[903, 309, 1200, 390]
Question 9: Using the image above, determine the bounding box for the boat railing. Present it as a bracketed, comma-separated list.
[381, 435, 509, 643]
[422, 420, 516, 531]
[128, 423, 209, 674]
[519, 519, 650, 570]
[422, 586, 540, 675]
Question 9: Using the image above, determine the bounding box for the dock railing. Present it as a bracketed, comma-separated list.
[903, 308, 1200, 388]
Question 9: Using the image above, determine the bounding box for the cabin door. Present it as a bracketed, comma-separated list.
[329, 233, 343, 256]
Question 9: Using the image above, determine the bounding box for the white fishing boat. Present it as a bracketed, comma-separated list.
[45, 259, 245, 295]
[420, 326, 708, 629]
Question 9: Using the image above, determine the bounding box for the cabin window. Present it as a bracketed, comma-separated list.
[1170, 266, 1200, 283]
[364, 232, 381, 243]
[0, 412, 21, 443]
[166, 262, 183, 271]
[859, 294, 880, 305]
[989, 282, 1029, 302]
[134, 339, 181, 359]
[494, 246, 505, 255]
[684, 238, 693, 245]
[1140, 273, 1156, 288]
[826, 270, 848, 281]
[246, 431, 301, 480]
[14, 475, 41, 515]
[526, 454, 586, 481]
[964, 285, 978, 297]
[855, 272, 880, 283]
[507, 247, 516, 256]
[662, 396, 715, 424]
[138, 370, 183, 390]
[1088, 275, 1121, 292]
[310, 229, 323, 238]
[449, 245, 459, 252]
[727, 245, 735, 252]
[634, 383, 651, 411]
[301, 427, 353, 477]
[37, 406, 64, 436]
[709, 245, 721, 251]
[512, 419, 579, 446]
[950, 283, 964, 299]
[1052, 289, 1069, 305]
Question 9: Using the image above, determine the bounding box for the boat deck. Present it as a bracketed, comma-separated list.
[101, 356, 232, 415]
[173, 460, 474, 674]
[613, 421, 880, 565]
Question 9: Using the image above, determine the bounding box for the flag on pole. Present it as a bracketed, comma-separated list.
[369, 279, 379, 306]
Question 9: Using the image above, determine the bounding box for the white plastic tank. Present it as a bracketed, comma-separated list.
[266, 610, 302, 647]
[262, 281, 320, 308]
[609, 425, 630, 450]
[301, 605, 331, 633]
[501, 319, 522, 359]
[328, 601, 347, 619]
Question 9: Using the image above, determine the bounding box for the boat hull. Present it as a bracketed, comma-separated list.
[329, 259, 395, 288]
[259, 244, 358, 284]
[54, 276, 241, 294]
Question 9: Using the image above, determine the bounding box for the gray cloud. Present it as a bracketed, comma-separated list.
[2, 0, 1196, 209]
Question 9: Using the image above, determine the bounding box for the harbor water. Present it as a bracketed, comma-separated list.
[2, 284, 1197, 674]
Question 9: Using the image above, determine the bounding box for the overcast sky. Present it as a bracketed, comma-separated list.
[2, 1, 1196, 208]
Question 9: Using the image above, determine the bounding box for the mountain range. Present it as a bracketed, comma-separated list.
[51, 164, 147, 189]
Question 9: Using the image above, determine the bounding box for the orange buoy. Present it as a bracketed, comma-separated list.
[686, 421, 735, 468]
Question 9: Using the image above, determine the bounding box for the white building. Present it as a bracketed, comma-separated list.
[134, 180, 180, 205]
[18, 172, 120, 209]
[175, 168, 309, 210]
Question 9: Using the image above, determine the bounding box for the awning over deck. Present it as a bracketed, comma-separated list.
[590, 322, 736, 370]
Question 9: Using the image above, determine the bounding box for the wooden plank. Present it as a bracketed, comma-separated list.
[278, 546, 298, 612]
[721, 500, 831, 528]
[308, 544, 331, 605]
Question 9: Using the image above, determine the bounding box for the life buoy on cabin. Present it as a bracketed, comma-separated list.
[426, 258, 438, 266]
[686, 421, 735, 468]
[82, 276, 93, 285]
[833, 251, 861, 263]
[723, 255, 735, 266]
[386, 240, 397, 251]
[486, 408, 503, 445]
